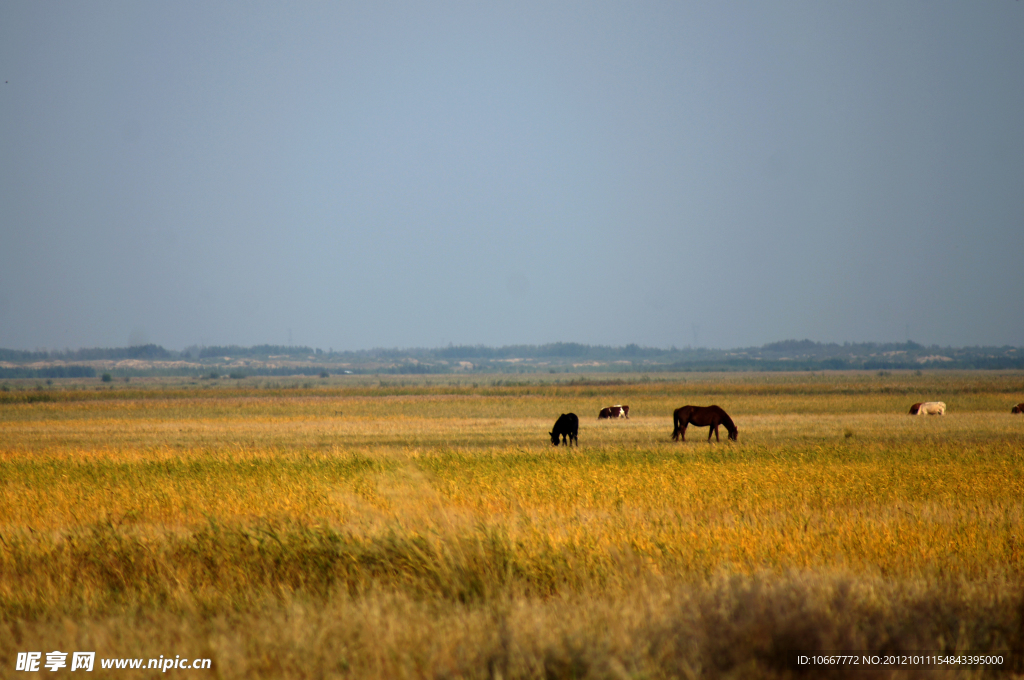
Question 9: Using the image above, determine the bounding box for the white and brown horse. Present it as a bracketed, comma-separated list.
[598, 405, 629, 419]
[910, 401, 946, 415]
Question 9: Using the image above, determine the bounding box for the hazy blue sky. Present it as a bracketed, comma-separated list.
[2, 2, 1022, 352]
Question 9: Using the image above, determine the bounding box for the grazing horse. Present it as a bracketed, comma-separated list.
[598, 405, 629, 419]
[1012, 403, 1024, 414]
[672, 405, 738, 442]
[912, 401, 946, 416]
[550, 413, 579, 446]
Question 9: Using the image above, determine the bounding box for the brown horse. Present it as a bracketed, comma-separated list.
[672, 405, 738, 442]
[1012, 403, 1024, 414]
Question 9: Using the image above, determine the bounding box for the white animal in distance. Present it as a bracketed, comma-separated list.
[912, 401, 946, 415]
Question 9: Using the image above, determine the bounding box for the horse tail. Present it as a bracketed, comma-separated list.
[672, 409, 682, 441]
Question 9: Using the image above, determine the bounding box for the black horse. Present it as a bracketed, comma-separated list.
[672, 405, 738, 442]
[550, 413, 579, 446]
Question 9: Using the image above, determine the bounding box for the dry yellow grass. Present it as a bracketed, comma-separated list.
[1, 372, 1023, 678]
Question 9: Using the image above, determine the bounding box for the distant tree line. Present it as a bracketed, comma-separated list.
[0, 365, 97, 379]
[431, 342, 667, 360]
[0, 345, 171, 362]
[187, 344, 319, 359]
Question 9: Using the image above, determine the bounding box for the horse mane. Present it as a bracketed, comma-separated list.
[717, 409, 738, 438]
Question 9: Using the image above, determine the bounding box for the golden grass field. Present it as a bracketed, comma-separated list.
[1, 371, 1023, 678]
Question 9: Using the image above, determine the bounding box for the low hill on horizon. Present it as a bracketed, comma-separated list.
[3, 340, 1024, 378]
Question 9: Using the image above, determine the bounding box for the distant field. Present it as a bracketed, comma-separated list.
[2, 372, 1023, 678]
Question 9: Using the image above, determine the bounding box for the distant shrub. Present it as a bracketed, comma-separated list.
[229, 371, 246, 380]
[101, 373, 112, 382]
[319, 370, 330, 378]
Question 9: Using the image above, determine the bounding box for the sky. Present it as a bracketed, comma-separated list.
[2, 2, 1022, 352]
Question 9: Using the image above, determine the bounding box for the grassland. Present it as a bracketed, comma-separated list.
[1, 371, 1023, 678]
